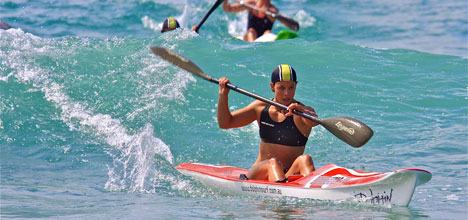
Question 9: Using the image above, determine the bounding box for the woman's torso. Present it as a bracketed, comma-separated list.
[252, 101, 311, 169]
[247, 2, 275, 37]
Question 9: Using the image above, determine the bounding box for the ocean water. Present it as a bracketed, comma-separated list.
[1, 0, 467, 219]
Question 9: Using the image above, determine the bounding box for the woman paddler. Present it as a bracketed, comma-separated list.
[222, 0, 295, 42]
[217, 65, 318, 182]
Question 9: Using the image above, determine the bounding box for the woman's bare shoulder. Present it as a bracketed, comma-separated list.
[245, 99, 267, 112]
[250, 99, 268, 106]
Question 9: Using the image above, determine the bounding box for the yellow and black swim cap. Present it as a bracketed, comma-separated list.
[271, 64, 297, 83]
[161, 17, 180, 33]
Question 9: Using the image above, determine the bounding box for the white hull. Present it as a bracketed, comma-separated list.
[254, 33, 277, 42]
[177, 164, 431, 206]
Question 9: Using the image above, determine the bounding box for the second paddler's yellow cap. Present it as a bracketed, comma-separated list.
[161, 17, 180, 33]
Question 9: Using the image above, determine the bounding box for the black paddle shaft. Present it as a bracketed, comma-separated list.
[195, 0, 224, 33]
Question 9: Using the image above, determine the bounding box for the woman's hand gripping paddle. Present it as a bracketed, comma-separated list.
[150, 46, 373, 148]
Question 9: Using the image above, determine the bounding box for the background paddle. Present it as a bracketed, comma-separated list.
[240, 1, 299, 31]
[150, 46, 373, 148]
[194, 0, 224, 33]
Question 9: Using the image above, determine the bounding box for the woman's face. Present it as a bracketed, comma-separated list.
[270, 81, 297, 105]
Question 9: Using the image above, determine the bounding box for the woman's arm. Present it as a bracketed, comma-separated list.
[223, 0, 251, 13]
[217, 77, 258, 129]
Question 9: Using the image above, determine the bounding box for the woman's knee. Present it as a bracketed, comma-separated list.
[268, 158, 282, 167]
[298, 154, 314, 165]
[247, 28, 258, 35]
[244, 28, 258, 41]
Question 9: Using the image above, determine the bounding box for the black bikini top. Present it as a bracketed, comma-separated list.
[259, 104, 308, 147]
[247, 8, 274, 38]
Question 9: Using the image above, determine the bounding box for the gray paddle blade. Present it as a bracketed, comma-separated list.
[320, 117, 373, 148]
[276, 14, 299, 31]
[150, 46, 211, 81]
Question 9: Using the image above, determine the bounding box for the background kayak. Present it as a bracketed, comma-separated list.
[1, 0, 467, 219]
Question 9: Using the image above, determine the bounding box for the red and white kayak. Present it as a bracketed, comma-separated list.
[175, 163, 431, 206]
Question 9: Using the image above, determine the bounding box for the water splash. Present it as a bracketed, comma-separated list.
[227, 12, 248, 40]
[141, 16, 162, 33]
[141, 0, 192, 32]
[1, 29, 179, 193]
[295, 10, 316, 27]
[104, 123, 176, 193]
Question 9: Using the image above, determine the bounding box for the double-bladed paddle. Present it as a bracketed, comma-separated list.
[194, 0, 225, 33]
[150, 46, 373, 148]
[239, 1, 299, 31]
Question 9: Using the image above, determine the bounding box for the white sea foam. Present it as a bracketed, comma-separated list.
[295, 10, 316, 27]
[104, 123, 178, 193]
[177, 0, 191, 28]
[125, 52, 196, 121]
[228, 12, 248, 40]
[446, 194, 459, 201]
[141, 16, 162, 32]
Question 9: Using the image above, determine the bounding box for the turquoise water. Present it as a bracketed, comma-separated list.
[1, 0, 467, 219]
